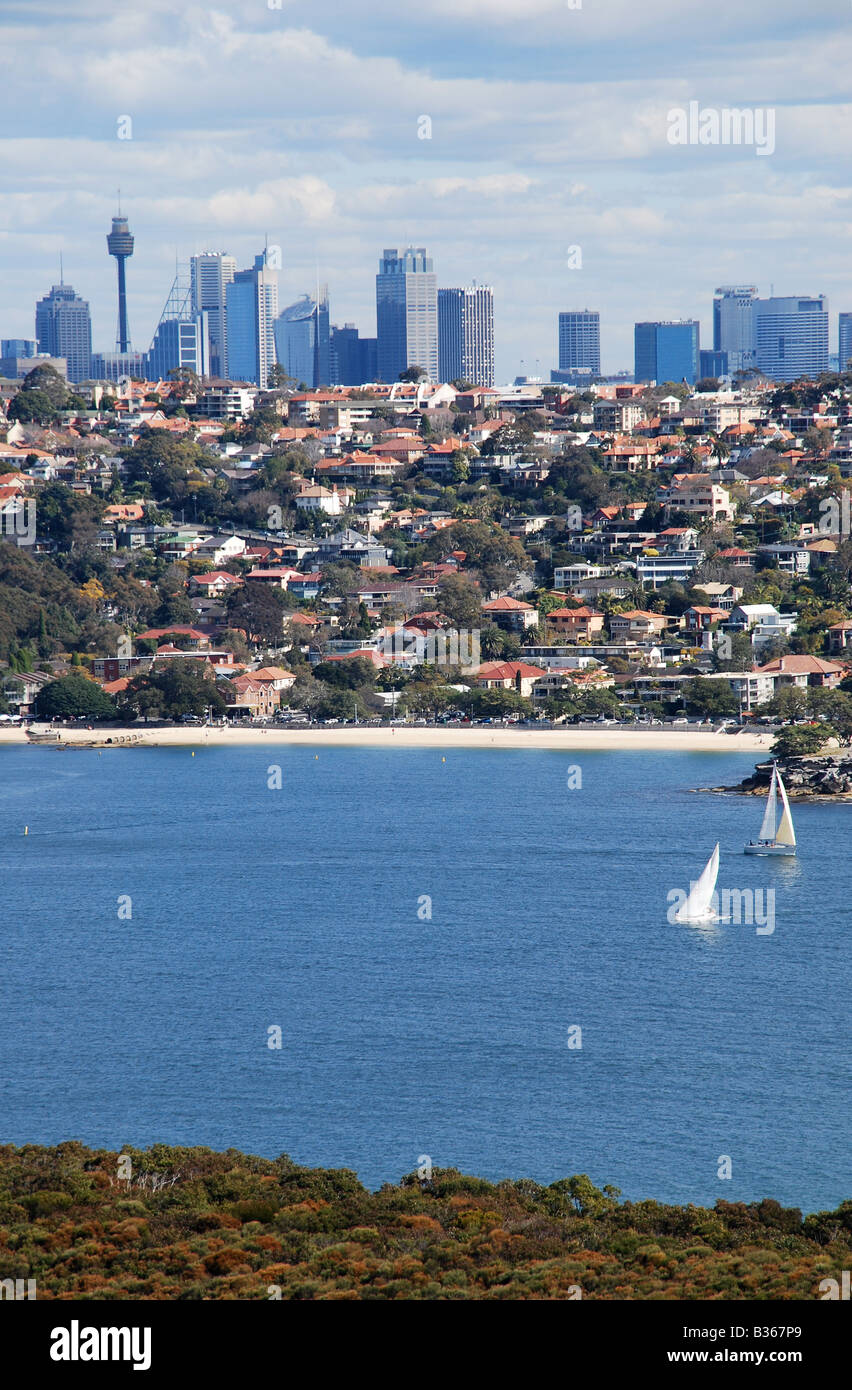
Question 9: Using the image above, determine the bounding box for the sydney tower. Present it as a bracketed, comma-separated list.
[106, 211, 134, 351]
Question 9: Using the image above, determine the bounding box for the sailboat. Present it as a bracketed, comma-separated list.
[744, 762, 797, 857]
[674, 842, 720, 923]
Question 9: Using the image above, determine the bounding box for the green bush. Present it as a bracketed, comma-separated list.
[22, 1191, 73, 1218]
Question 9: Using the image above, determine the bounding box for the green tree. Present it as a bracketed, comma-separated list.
[226, 582, 288, 645]
[21, 362, 69, 408]
[766, 687, 808, 721]
[313, 656, 377, 690]
[436, 574, 483, 627]
[452, 687, 530, 718]
[772, 724, 836, 757]
[683, 677, 739, 718]
[120, 663, 228, 721]
[450, 450, 470, 484]
[36, 676, 118, 720]
[7, 388, 59, 425]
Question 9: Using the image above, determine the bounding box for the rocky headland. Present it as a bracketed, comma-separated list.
[730, 755, 852, 801]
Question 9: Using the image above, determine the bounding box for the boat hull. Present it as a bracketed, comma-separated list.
[744, 842, 796, 857]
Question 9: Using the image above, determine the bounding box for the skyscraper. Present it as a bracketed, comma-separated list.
[712, 286, 757, 375]
[273, 290, 330, 388]
[1, 339, 37, 359]
[699, 349, 729, 379]
[107, 213, 134, 351]
[145, 267, 208, 382]
[558, 310, 601, 377]
[376, 246, 438, 382]
[838, 313, 852, 373]
[225, 251, 279, 388]
[35, 281, 92, 382]
[438, 286, 495, 386]
[191, 251, 237, 379]
[634, 321, 699, 385]
[90, 351, 146, 382]
[753, 296, 828, 381]
[329, 325, 378, 386]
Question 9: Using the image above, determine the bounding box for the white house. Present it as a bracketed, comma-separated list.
[295, 483, 355, 515]
[726, 603, 797, 648]
[192, 533, 248, 566]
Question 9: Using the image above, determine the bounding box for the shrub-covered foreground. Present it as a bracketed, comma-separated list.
[0, 1144, 849, 1300]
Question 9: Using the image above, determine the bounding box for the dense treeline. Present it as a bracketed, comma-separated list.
[0, 1144, 848, 1300]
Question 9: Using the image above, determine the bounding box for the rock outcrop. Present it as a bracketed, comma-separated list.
[737, 755, 852, 800]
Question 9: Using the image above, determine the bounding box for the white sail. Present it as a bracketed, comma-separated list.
[675, 842, 720, 922]
[775, 767, 796, 847]
[758, 764, 778, 842]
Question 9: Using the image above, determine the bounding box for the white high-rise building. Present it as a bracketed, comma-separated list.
[754, 295, 828, 382]
[191, 251, 236, 379]
[438, 287, 495, 386]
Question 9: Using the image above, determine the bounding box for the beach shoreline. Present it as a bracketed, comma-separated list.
[0, 724, 777, 753]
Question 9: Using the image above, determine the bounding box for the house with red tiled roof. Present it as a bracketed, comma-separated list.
[475, 660, 547, 698]
[324, 648, 389, 668]
[189, 570, 243, 597]
[136, 626, 211, 649]
[103, 503, 146, 524]
[481, 595, 538, 632]
[684, 605, 727, 633]
[716, 547, 755, 568]
[756, 654, 845, 689]
[546, 606, 604, 640]
[0, 472, 30, 491]
[247, 665, 296, 690]
[246, 566, 303, 590]
[828, 620, 852, 655]
[226, 674, 282, 718]
[609, 610, 667, 642]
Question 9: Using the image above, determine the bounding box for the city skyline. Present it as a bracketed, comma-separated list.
[3, 1, 852, 379]
[8, 222, 852, 388]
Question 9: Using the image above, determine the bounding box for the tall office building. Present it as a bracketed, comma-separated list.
[557, 310, 601, 378]
[35, 281, 92, 383]
[329, 324, 378, 386]
[438, 286, 494, 386]
[273, 290, 330, 388]
[225, 251, 279, 388]
[634, 320, 699, 385]
[0, 352, 66, 380]
[106, 212, 134, 351]
[1, 339, 37, 359]
[376, 246, 438, 382]
[753, 295, 828, 381]
[90, 351, 146, 382]
[712, 286, 757, 375]
[699, 349, 728, 378]
[191, 251, 236, 379]
[145, 268, 208, 382]
[838, 313, 852, 372]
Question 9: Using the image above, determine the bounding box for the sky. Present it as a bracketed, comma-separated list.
[1, 0, 851, 380]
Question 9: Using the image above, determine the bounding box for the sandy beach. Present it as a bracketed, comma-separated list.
[0, 724, 776, 753]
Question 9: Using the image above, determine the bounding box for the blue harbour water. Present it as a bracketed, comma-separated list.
[0, 744, 848, 1212]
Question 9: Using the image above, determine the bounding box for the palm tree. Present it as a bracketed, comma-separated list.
[709, 433, 731, 467]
